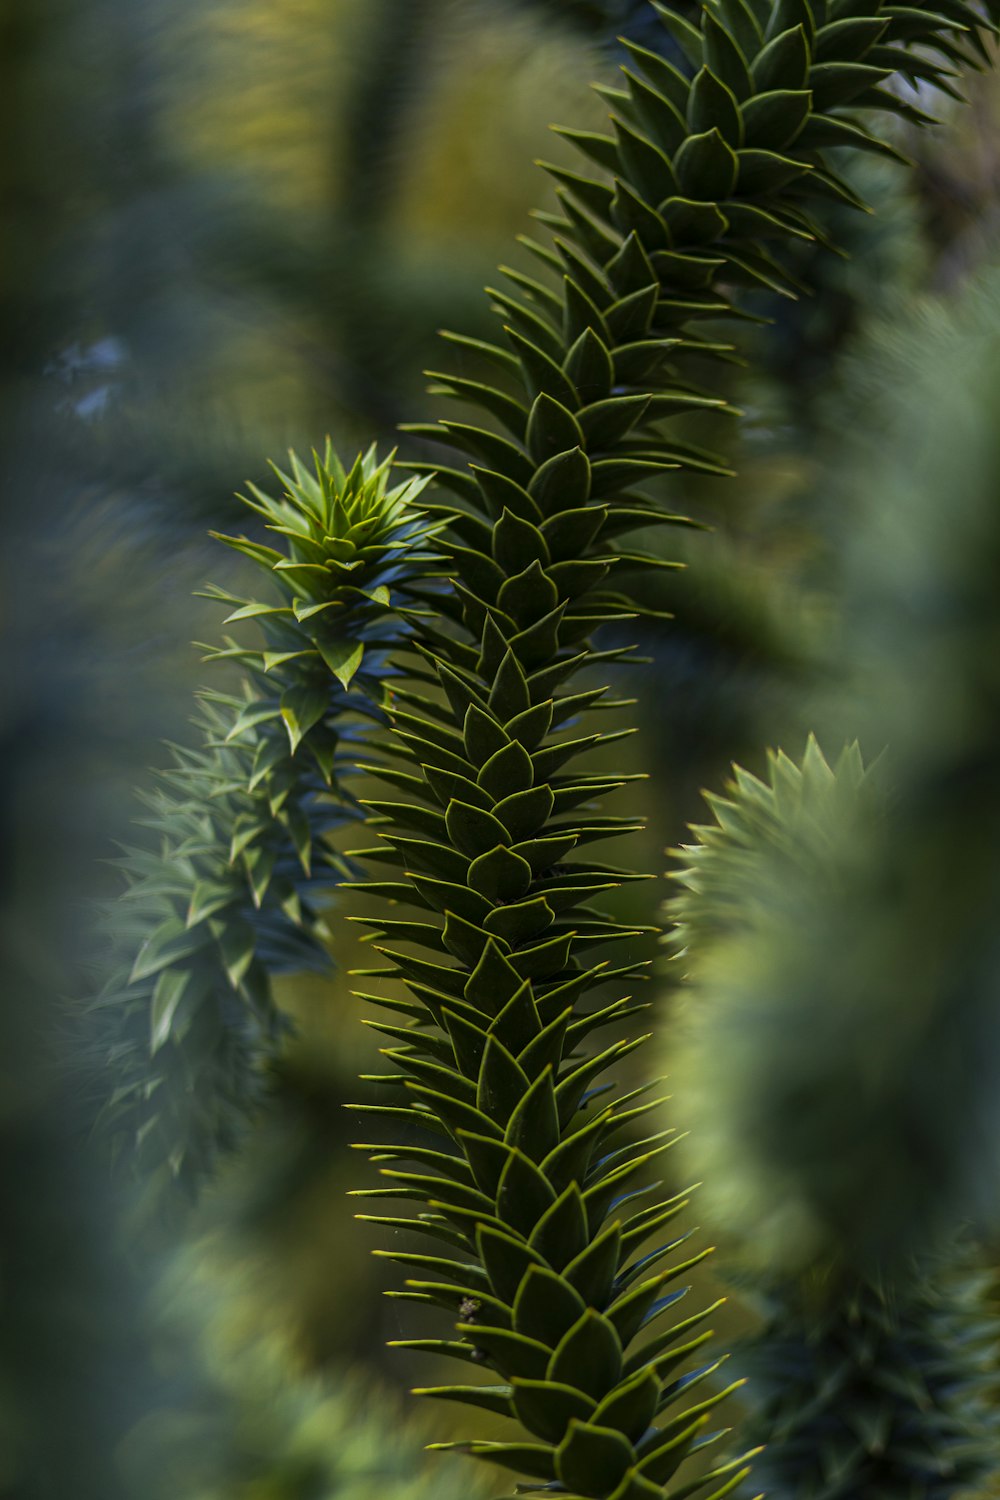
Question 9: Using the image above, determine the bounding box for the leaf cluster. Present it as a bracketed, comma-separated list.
[92, 443, 439, 1191]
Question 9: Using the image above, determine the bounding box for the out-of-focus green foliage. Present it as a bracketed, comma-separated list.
[667, 739, 880, 1270]
[670, 737, 867, 978]
[737, 1269, 999, 1500]
[0, 0, 620, 551]
[123, 1240, 495, 1500]
[1, 282, 158, 1500]
[669, 276, 1000, 1274]
[513, 0, 690, 50]
[665, 738, 1000, 1496]
[1, 930, 148, 1500]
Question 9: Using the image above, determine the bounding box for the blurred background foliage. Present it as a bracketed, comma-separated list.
[5, 0, 1000, 1494]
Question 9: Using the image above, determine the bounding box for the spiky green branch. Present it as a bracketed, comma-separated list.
[92, 444, 440, 1193]
[344, 4, 999, 1497]
[667, 744, 1000, 1498]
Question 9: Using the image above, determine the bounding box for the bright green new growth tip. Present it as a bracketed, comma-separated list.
[207, 441, 440, 694]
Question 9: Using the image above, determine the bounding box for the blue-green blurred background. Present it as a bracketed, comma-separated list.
[5, 2, 1000, 1494]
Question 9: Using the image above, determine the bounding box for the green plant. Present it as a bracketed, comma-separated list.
[93, 444, 440, 1192]
[666, 742, 1000, 1498]
[337, 5, 1000, 1498]
[88, 2, 1000, 1494]
[666, 738, 879, 1268]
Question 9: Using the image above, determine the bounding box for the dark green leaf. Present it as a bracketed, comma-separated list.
[477, 1035, 531, 1128]
[468, 844, 533, 903]
[477, 739, 534, 801]
[548, 1309, 624, 1400]
[511, 1378, 597, 1445]
[687, 67, 743, 145]
[496, 1147, 559, 1235]
[556, 1419, 634, 1496]
[674, 128, 739, 199]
